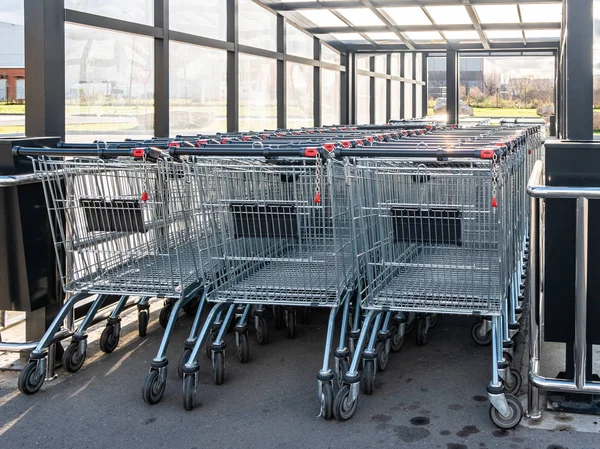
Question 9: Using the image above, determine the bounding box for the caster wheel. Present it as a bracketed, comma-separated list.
[236, 333, 250, 364]
[138, 309, 149, 337]
[178, 348, 192, 379]
[183, 297, 200, 317]
[333, 384, 358, 421]
[336, 358, 349, 390]
[256, 317, 269, 345]
[273, 307, 283, 330]
[159, 304, 173, 329]
[348, 338, 357, 360]
[205, 330, 217, 359]
[286, 311, 296, 339]
[471, 320, 492, 346]
[504, 369, 523, 395]
[362, 359, 375, 395]
[63, 342, 86, 373]
[489, 394, 523, 429]
[301, 308, 311, 325]
[376, 341, 390, 372]
[142, 370, 165, 405]
[212, 352, 225, 385]
[503, 351, 513, 365]
[18, 361, 45, 395]
[320, 382, 333, 420]
[429, 314, 438, 328]
[99, 325, 120, 354]
[390, 325, 404, 353]
[416, 319, 428, 346]
[183, 374, 195, 411]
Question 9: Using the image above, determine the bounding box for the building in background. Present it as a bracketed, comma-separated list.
[0, 21, 25, 102]
[428, 57, 501, 99]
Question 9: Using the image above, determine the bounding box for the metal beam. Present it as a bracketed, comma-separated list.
[303, 23, 561, 34]
[154, 0, 169, 138]
[342, 41, 559, 52]
[227, 0, 239, 132]
[446, 48, 459, 125]
[64, 10, 163, 38]
[267, 0, 562, 10]
[358, 0, 416, 50]
[462, 0, 491, 50]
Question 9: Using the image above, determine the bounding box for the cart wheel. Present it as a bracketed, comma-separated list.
[301, 308, 311, 325]
[503, 351, 513, 365]
[205, 330, 217, 359]
[471, 320, 492, 346]
[178, 348, 192, 379]
[362, 360, 375, 395]
[376, 341, 390, 372]
[236, 333, 250, 364]
[503, 369, 523, 395]
[333, 385, 358, 421]
[212, 352, 225, 385]
[416, 318, 428, 346]
[183, 297, 199, 317]
[406, 316, 416, 335]
[256, 317, 269, 345]
[183, 374, 195, 411]
[429, 314, 438, 328]
[320, 382, 333, 420]
[99, 325, 120, 354]
[18, 361, 44, 395]
[390, 325, 404, 353]
[273, 307, 284, 329]
[142, 370, 165, 405]
[286, 310, 296, 339]
[63, 342, 86, 373]
[348, 337, 357, 360]
[138, 309, 149, 337]
[336, 358, 349, 390]
[489, 394, 523, 429]
[159, 303, 173, 329]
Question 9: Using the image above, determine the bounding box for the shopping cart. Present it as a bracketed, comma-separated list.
[12, 147, 205, 403]
[176, 147, 359, 417]
[333, 145, 527, 429]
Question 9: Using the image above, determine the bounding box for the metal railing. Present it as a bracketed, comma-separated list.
[526, 160, 600, 419]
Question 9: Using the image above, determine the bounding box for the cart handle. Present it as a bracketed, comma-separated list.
[168, 147, 326, 158]
[333, 147, 502, 160]
[12, 146, 165, 161]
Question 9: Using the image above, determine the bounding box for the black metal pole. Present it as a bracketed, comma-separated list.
[154, 0, 169, 137]
[446, 49, 459, 125]
[227, 0, 239, 132]
[277, 15, 287, 130]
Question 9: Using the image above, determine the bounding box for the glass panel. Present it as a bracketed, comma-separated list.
[357, 56, 370, 71]
[366, 32, 402, 43]
[485, 30, 524, 42]
[321, 45, 341, 65]
[427, 57, 446, 114]
[65, 24, 154, 142]
[239, 0, 276, 51]
[519, 4, 562, 23]
[287, 62, 314, 129]
[404, 81, 413, 119]
[287, 25, 313, 59]
[335, 8, 384, 27]
[415, 53, 423, 81]
[474, 5, 520, 24]
[299, 9, 347, 27]
[405, 32, 445, 44]
[321, 69, 341, 125]
[416, 84, 423, 118]
[390, 80, 400, 120]
[443, 31, 480, 41]
[65, 0, 153, 25]
[331, 32, 368, 43]
[382, 7, 431, 26]
[357, 75, 370, 124]
[170, 42, 227, 136]
[170, 0, 226, 40]
[524, 30, 561, 41]
[375, 77, 386, 124]
[424, 6, 471, 25]
[391, 54, 401, 77]
[0, 0, 25, 136]
[404, 53, 413, 80]
[375, 55, 387, 73]
[239, 53, 277, 131]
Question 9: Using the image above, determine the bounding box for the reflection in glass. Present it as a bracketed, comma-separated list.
[287, 26, 313, 59]
[375, 78, 386, 124]
[65, 0, 153, 25]
[239, 53, 277, 131]
[321, 45, 341, 65]
[357, 75, 370, 124]
[170, 42, 226, 135]
[322, 69, 340, 125]
[404, 81, 413, 119]
[170, 0, 226, 40]
[239, 0, 277, 51]
[65, 24, 154, 141]
[390, 80, 400, 120]
[287, 62, 314, 128]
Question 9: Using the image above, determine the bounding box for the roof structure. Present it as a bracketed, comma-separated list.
[257, 0, 562, 52]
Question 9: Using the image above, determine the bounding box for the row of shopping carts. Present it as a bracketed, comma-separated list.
[11, 119, 542, 429]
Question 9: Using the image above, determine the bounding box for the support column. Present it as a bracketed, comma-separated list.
[386, 54, 392, 123]
[369, 57, 375, 125]
[154, 0, 169, 137]
[446, 49, 459, 126]
[344, 52, 355, 125]
[412, 53, 417, 120]
[277, 15, 287, 130]
[422, 53, 429, 117]
[314, 38, 321, 128]
[400, 54, 405, 119]
[227, 0, 239, 132]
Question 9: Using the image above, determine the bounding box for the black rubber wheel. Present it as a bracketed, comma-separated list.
[390, 325, 404, 353]
[183, 297, 200, 317]
[213, 352, 225, 385]
[429, 314, 438, 328]
[362, 360, 375, 395]
[18, 361, 44, 395]
[376, 341, 390, 372]
[159, 303, 173, 329]
[471, 320, 492, 346]
[320, 382, 333, 420]
[138, 309, 149, 338]
[333, 384, 358, 421]
[183, 374, 195, 411]
[99, 325, 120, 354]
[142, 369, 165, 405]
[504, 369, 523, 396]
[286, 311, 296, 339]
[63, 342, 86, 373]
[503, 351, 513, 365]
[205, 330, 217, 359]
[273, 307, 284, 330]
[256, 317, 269, 345]
[236, 333, 250, 364]
[416, 318, 428, 346]
[489, 394, 523, 429]
[178, 348, 192, 379]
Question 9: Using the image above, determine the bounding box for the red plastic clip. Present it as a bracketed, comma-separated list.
[221, 138, 229, 144]
[340, 140, 351, 148]
[323, 143, 335, 152]
[242, 136, 252, 142]
[132, 148, 146, 158]
[168, 141, 180, 148]
[141, 191, 149, 202]
[365, 136, 374, 142]
[196, 139, 208, 147]
[491, 197, 498, 208]
[480, 149, 495, 159]
[356, 139, 364, 145]
[304, 147, 318, 157]
[314, 192, 321, 204]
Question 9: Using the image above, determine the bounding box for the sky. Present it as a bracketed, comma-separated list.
[0, 0, 23, 26]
